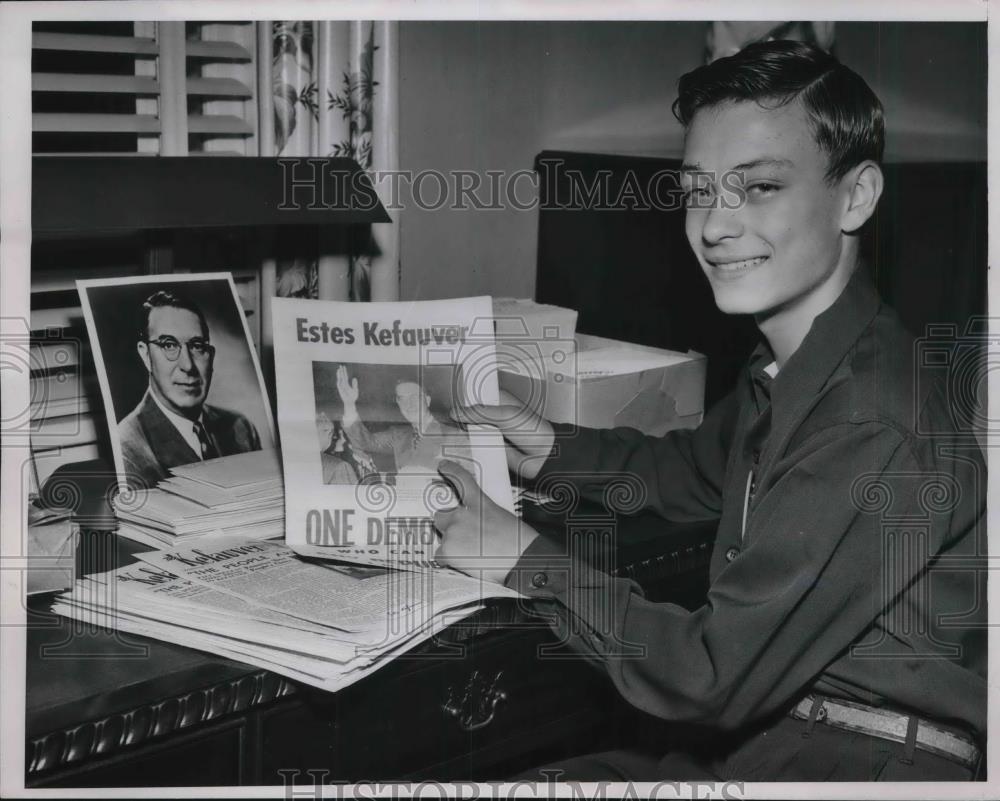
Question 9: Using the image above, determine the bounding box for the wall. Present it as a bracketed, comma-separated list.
[835, 22, 987, 162]
[397, 21, 986, 302]
[397, 22, 703, 301]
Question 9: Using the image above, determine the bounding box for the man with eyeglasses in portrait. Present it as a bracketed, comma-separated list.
[118, 290, 262, 488]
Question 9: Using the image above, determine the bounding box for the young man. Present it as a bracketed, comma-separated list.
[119, 290, 261, 488]
[434, 41, 986, 781]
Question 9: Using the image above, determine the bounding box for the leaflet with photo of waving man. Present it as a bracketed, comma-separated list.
[271, 295, 513, 568]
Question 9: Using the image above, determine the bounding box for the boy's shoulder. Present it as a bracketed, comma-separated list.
[800, 304, 965, 449]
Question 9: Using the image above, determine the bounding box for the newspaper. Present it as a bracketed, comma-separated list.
[271, 296, 513, 568]
[51, 535, 521, 692]
[134, 536, 519, 638]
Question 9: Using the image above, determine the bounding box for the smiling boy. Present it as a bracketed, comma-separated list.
[434, 41, 986, 781]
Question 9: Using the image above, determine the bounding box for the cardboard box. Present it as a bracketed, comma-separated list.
[499, 333, 706, 436]
[491, 297, 578, 368]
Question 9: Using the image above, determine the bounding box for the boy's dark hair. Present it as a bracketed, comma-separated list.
[138, 290, 209, 341]
[673, 40, 884, 182]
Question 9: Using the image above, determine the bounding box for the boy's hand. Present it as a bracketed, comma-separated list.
[434, 459, 539, 584]
[450, 391, 555, 480]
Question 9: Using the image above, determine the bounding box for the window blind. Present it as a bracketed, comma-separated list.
[28, 20, 262, 490]
[33, 21, 257, 156]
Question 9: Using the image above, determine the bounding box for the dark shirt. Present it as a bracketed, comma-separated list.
[507, 269, 986, 736]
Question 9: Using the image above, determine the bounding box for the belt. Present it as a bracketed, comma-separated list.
[789, 695, 980, 771]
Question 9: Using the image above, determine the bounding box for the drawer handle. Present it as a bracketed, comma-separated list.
[442, 669, 507, 731]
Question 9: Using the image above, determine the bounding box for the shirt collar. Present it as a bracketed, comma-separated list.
[148, 387, 204, 434]
[753, 266, 882, 435]
[747, 344, 776, 412]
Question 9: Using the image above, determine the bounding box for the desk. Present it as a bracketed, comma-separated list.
[25, 505, 715, 787]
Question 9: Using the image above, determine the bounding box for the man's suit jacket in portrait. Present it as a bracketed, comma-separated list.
[118, 390, 261, 488]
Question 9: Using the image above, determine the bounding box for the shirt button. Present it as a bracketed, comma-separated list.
[531, 572, 549, 588]
[725, 546, 740, 563]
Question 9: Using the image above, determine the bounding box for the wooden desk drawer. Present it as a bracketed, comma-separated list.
[261, 625, 618, 782]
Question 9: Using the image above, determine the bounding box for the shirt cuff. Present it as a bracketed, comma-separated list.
[503, 528, 573, 598]
[531, 422, 601, 483]
[503, 528, 642, 660]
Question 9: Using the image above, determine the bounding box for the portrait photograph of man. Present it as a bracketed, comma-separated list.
[78, 274, 275, 489]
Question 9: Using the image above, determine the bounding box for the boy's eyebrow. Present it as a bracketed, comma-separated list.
[679, 157, 795, 174]
[730, 157, 795, 172]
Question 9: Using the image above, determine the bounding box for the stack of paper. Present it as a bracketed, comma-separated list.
[114, 449, 284, 548]
[51, 536, 521, 692]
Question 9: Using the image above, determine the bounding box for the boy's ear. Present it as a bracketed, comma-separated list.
[841, 160, 883, 234]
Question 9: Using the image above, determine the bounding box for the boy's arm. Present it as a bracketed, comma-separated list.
[531, 389, 739, 523]
[506, 421, 982, 730]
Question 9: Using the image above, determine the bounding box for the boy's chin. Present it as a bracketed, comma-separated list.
[710, 288, 766, 316]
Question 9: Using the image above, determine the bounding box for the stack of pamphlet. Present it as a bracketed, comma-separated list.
[114, 450, 284, 548]
[51, 535, 521, 692]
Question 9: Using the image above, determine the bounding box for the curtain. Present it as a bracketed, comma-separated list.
[262, 21, 399, 303]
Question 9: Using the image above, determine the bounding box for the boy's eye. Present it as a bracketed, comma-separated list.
[747, 182, 780, 198]
[683, 187, 716, 208]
